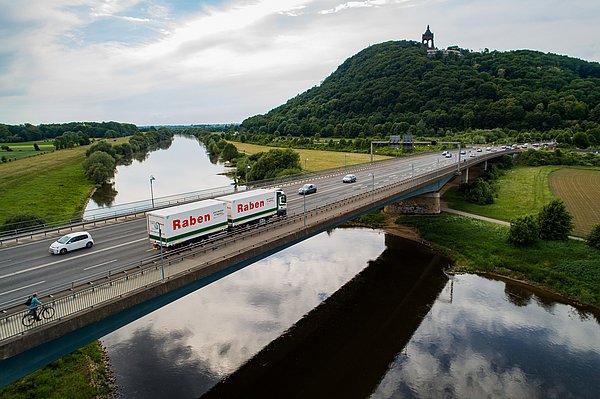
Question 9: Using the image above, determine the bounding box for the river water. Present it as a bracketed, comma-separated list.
[97, 135, 600, 398]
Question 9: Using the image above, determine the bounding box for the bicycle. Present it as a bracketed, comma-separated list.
[22, 304, 55, 327]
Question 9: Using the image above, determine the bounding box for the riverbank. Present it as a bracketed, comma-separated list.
[387, 212, 600, 311]
[0, 341, 117, 398]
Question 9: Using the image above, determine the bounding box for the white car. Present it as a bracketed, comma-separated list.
[49, 231, 94, 255]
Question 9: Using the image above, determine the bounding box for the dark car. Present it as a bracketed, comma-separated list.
[342, 174, 357, 183]
[298, 183, 317, 195]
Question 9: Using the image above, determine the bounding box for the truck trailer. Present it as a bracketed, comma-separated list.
[146, 199, 228, 248]
[215, 188, 287, 228]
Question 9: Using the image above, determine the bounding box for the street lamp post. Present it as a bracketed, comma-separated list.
[368, 173, 374, 201]
[303, 192, 307, 227]
[344, 154, 347, 171]
[245, 164, 250, 190]
[149, 175, 156, 208]
[159, 225, 165, 280]
[411, 163, 414, 178]
[305, 158, 308, 170]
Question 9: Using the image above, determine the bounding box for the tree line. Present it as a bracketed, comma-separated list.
[0, 121, 139, 143]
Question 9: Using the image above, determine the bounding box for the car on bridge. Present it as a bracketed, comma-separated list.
[298, 183, 317, 195]
[342, 174, 357, 183]
[49, 231, 94, 255]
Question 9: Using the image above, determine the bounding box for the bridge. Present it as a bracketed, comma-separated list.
[0, 148, 515, 385]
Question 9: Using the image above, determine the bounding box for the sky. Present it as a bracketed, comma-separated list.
[1, 0, 599, 126]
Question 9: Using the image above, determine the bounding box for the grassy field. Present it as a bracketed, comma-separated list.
[549, 168, 600, 236]
[398, 214, 600, 307]
[442, 165, 600, 236]
[230, 142, 390, 172]
[1, 141, 55, 162]
[0, 138, 130, 225]
[0, 342, 114, 399]
[442, 166, 559, 222]
[0, 147, 92, 225]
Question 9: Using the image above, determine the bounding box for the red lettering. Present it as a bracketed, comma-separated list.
[236, 200, 266, 214]
[172, 213, 211, 230]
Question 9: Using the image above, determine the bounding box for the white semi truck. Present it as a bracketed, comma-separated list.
[146, 188, 287, 248]
[215, 188, 287, 227]
[146, 199, 228, 248]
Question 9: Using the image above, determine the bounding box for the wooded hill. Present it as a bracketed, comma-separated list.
[241, 41, 600, 140]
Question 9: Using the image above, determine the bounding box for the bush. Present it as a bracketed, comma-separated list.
[588, 224, 600, 249]
[508, 215, 538, 246]
[465, 179, 495, 204]
[83, 151, 116, 184]
[1, 213, 47, 232]
[538, 199, 573, 241]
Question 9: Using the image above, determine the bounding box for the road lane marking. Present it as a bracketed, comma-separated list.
[0, 281, 46, 296]
[83, 259, 118, 270]
[0, 259, 12, 265]
[0, 237, 147, 280]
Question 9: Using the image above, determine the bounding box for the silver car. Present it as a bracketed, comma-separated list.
[49, 231, 94, 255]
[298, 184, 317, 195]
[342, 174, 357, 183]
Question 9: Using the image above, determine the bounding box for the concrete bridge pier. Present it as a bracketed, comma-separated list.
[384, 192, 440, 215]
[460, 167, 469, 184]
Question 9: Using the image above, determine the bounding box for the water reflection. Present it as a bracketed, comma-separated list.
[204, 233, 450, 399]
[370, 274, 600, 399]
[101, 228, 387, 398]
[90, 181, 118, 207]
[101, 227, 600, 399]
[84, 135, 233, 215]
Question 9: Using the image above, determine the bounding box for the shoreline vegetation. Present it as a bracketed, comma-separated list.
[2, 136, 599, 397]
[352, 210, 600, 313]
[0, 341, 116, 398]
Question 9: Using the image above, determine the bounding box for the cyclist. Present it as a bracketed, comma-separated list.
[27, 293, 43, 321]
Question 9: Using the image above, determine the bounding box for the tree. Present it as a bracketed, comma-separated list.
[464, 179, 495, 205]
[83, 151, 116, 184]
[537, 199, 573, 240]
[508, 215, 538, 246]
[572, 132, 589, 149]
[248, 148, 301, 181]
[588, 224, 600, 249]
[86, 140, 116, 159]
[221, 143, 239, 162]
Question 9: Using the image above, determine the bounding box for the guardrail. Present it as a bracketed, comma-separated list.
[0, 155, 403, 246]
[0, 151, 516, 343]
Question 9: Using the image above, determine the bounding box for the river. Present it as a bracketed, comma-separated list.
[96, 135, 600, 398]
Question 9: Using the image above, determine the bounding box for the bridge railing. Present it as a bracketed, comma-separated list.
[0, 151, 514, 342]
[0, 155, 404, 246]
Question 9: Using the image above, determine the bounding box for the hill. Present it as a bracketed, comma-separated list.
[241, 40, 600, 142]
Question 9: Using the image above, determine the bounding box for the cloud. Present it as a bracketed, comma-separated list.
[0, 0, 599, 125]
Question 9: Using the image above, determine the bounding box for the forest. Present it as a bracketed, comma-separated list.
[240, 40, 600, 147]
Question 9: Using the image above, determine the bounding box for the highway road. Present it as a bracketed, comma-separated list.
[0, 147, 498, 308]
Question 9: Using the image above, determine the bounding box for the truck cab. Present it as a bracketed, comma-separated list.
[274, 188, 287, 216]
